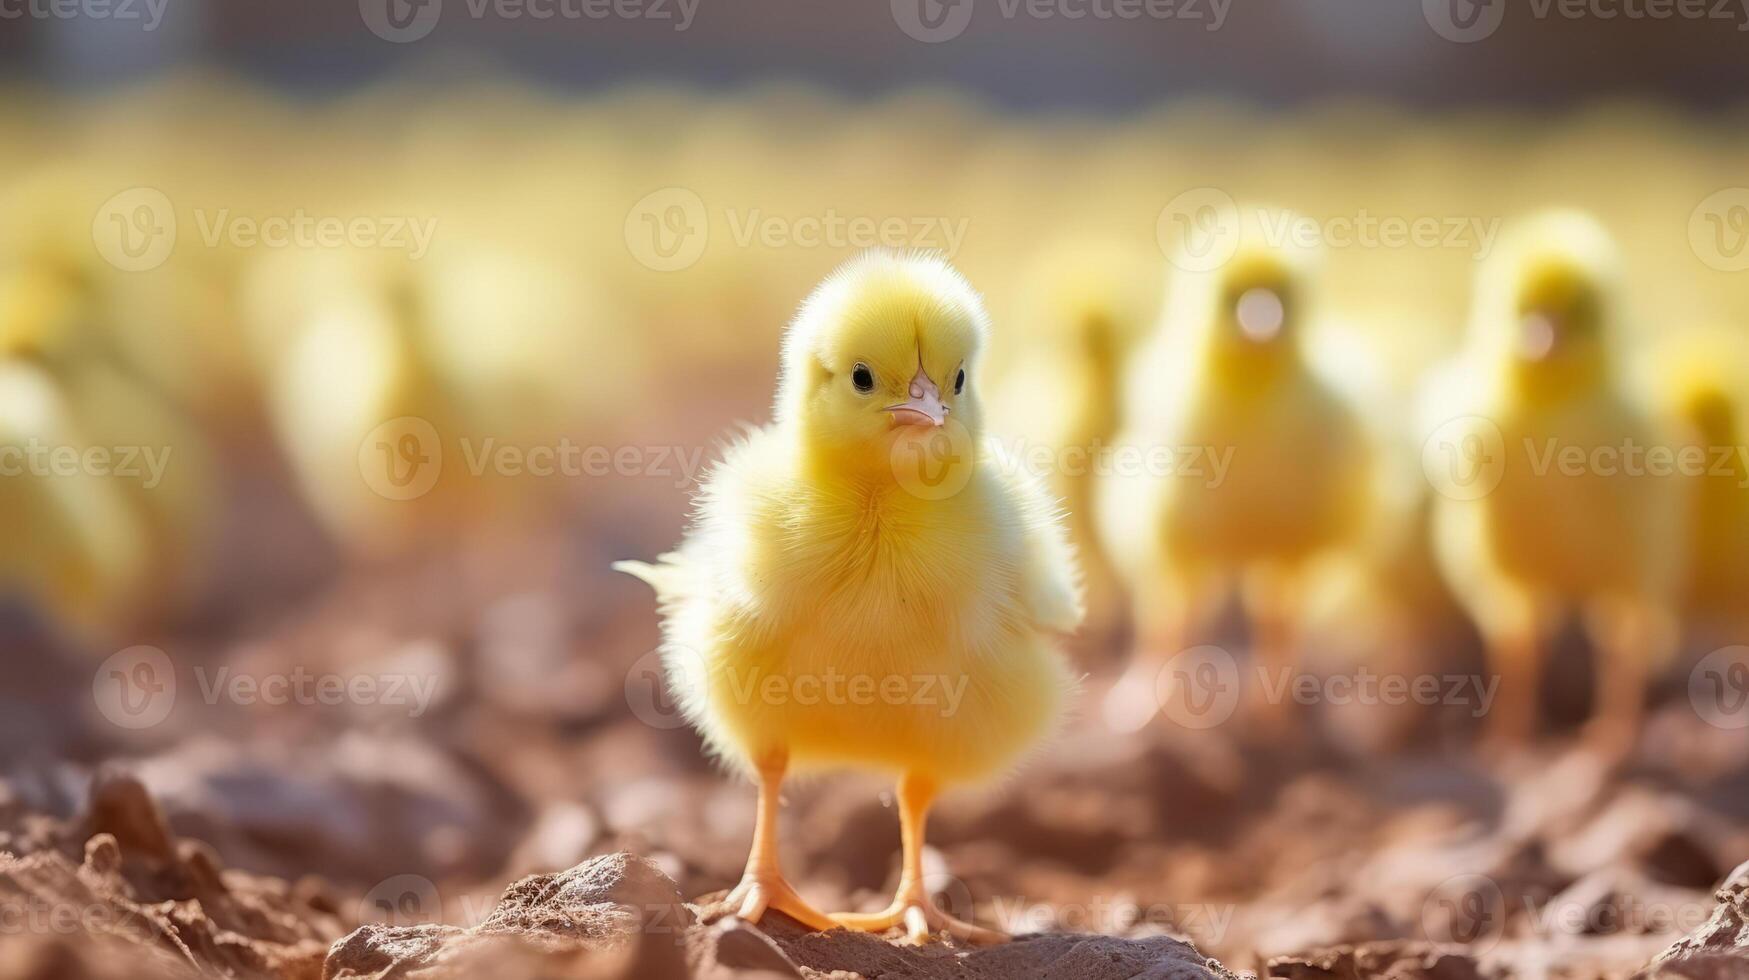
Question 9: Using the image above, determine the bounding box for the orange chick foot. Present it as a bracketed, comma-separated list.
[830, 887, 1008, 946]
[721, 872, 838, 932]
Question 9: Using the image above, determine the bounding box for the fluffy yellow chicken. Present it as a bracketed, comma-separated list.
[1098, 220, 1372, 731]
[1422, 210, 1685, 757]
[1643, 326, 1749, 641]
[616, 252, 1082, 944]
[989, 238, 1162, 638]
[0, 257, 213, 637]
[0, 358, 151, 638]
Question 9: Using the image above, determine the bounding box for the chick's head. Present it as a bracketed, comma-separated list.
[1478, 210, 1621, 389]
[777, 252, 987, 471]
[1184, 239, 1312, 385]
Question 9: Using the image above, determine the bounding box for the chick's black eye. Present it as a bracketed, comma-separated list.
[954, 368, 965, 394]
[851, 363, 874, 393]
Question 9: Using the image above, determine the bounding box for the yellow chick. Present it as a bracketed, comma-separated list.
[0, 358, 151, 640]
[616, 252, 1082, 944]
[0, 259, 213, 637]
[1097, 220, 1372, 732]
[1422, 210, 1686, 758]
[1643, 326, 1749, 641]
[988, 238, 1162, 639]
[261, 251, 473, 555]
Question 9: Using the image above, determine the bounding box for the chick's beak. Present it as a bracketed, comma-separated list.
[885, 364, 949, 428]
[1520, 311, 1559, 362]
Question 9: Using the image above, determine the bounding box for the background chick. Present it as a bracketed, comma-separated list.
[617, 252, 1081, 944]
[0, 228, 216, 639]
[988, 237, 1162, 644]
[1099, 217, 1373, 733]
[1422, 210, 1687, 758]
[1642, 325, 1749, 645]
[0, 359, 151, 641]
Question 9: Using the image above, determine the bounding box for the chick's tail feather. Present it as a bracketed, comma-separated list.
[612, 554, 688, 599]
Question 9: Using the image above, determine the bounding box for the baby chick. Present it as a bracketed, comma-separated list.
[1644, 326, 1749, 642]
[1098, 221, 1372, 732]
[0, 358, 151, 639]
[988, 238, 1162, 639]
[1423, 210, 1686, 758]
[617, 252, 1081, 944]
[0, 257, 212, 637]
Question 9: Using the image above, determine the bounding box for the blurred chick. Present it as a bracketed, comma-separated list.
[1644, 326, 1749, 640]
[1423, 210, 1685, 758]
[617, 252, 1081, 944]
[1098, 220, 1372, 732]
[261, 251, 473, 555]
[989, 237, 1161, 639]
[0, 358, 151, 639]
[0, 255, 214, 636]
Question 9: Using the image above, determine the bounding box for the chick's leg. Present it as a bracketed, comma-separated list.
[829, 773, 1006, 946]
[1243, 567, 1303, 735]
[722, 749, 836, 931]
[1479, 597, 1548, 756]
[1103, 571, 1211, 733]
[1581, 600, 1668, 761]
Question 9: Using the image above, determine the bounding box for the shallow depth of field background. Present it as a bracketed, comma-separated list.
[3, 3, 1749, 977]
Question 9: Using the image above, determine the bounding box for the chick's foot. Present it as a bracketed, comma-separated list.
[722, 872, 839, 932]
[831, 885, 1008, 946]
